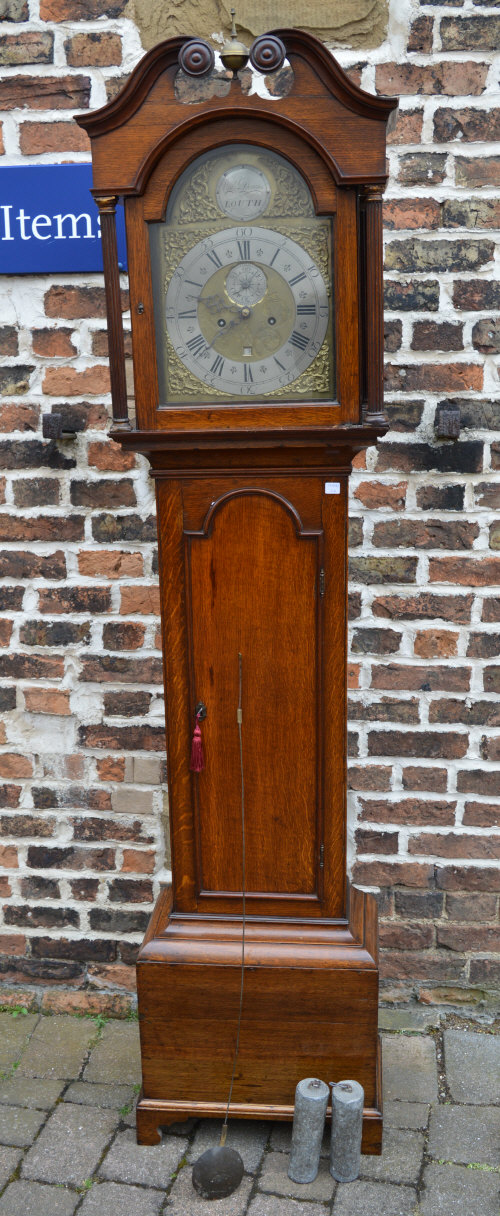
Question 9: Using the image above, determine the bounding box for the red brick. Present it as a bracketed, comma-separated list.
[429, 557, 500, 586]
[398, 152, 446, 186]
[87, 440, 135, 471]
[384, 364, 482, 394]
[380, 924, 434, 950]
[65, 31, 122, 66]
[441, 15, 500, 52]
[381, 951, 466, 982]
[356, 828, 399, 855]
[456, 157, 500, 188]
[44, 285, 128, 320]
[348, 766, 392, 792]
[39, 586, 110, 614]
[437, 925, 500, 952]
[463, 802, 500, 828]
[0, 935, 26, 957]
[408, 14, 433, 52]
[0, 75, 90, 110]
[0, 621, 12, 647]
[354, 480, 406, 511]
[349, 696, 419, 724]
[32, 328, 76, 358]
[436, 865, 500, 892]
[368, 730, 467, 759]
[457, 769, 500, 798]
[386, 110, 424, 146]
[20, 120, 89, 155]
[383, 198, 440, 230]
[0, 845, 18, 868]
[370, 665, 470, 693]
[0, 754, 33, 779]
[411, 321, 463, 352]
[373, 593, 472, 624]
[24, 689, 71, 716]
[42, 990, 133, 1016]
[87, 963, 136, 992]
[79, 724, 165, 752]
[376, 62, 488, 97]
[402, 766, 448, 793]
[91, 331, 133, 358]
[0, 403, 38, 433]
[347, 663, 360, 689]
[121, 849, 155, 874]
[0, 328, 18, 356]
[454, 280, 500, 311]
[414, 631, 459, 659]
[43, 366, 110, 396]
[445, 892, 498, 921]
[359, 798, 456, 826]
[40, 0, 127, 18]
[0, 516, 83, 543]
[434, 106, 500, 143]
[373, 518, 478, 551]
[0, 31, 53, 65]
[409, 833, 500, 860]
[352, 860, 432, 888]
[78, 550, 143, 579]
[119, 586, 161, 615]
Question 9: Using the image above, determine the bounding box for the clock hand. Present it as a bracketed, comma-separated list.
[207, 308, 252, 349]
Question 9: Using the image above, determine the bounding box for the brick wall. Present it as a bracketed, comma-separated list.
[0, 0, 499, 1011]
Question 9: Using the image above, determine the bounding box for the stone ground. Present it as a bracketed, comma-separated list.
[0, 1006, 497, 1215]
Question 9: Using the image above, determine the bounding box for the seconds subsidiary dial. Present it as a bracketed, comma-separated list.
[165, 226, 329, 396]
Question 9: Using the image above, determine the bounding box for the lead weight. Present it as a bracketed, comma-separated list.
[329, 1079, 364, 1183]
[288, 1077, 329, 1184]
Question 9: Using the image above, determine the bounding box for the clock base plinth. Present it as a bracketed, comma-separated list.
[136, 885, 383, 1154]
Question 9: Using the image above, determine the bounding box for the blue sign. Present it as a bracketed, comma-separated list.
[0, 164, 127, 274]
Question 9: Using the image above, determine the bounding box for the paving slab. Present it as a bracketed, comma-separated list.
[420, 1162, 500, 1216]
[384, 1102, 430, 1130]
[382, 1034, 438, 1102]
[0, 1146, 22, 1189]
[83, 1022, 142, 1086]
[78, 1180, 165, 1215]
[0, 1014, 38, 1070]
[443, 1030, 500, 1105]
[188, 1118, 270, 1172]
[332, 1179, 418, 1215]
[428, 1104, 500, 1168]
[379, 1009, 440, 1032]
[22, 1102, 118, 1186]
[0, 1076, 64, 1109]
[167, 1165, 253, 1216]
[248, 1192, 329, 1216]
[99, 1127, 187, 1187]
[0, 1180, 78, 1216]
[18, 1015, 96, 1080]
[64, 1081, 135, 1109]
[258, 1151, 336, 1202]
[0, 1103, 46, 1147]
[359, 1127, 424, 1184]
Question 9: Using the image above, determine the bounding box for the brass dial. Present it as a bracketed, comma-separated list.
[165, 226, 329, 396]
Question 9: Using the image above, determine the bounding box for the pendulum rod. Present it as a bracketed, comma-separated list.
[220, 651, 246, 1147]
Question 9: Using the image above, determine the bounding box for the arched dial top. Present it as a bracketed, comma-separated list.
[149, 144, 336, 405]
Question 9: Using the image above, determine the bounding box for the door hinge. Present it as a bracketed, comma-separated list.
[319, 568, 325, 598]
[319, 844, 324, 868]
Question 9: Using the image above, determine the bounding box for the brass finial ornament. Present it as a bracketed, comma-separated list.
[220, 9, 249, 73]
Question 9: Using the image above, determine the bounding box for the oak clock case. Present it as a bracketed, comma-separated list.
[76, 27, 397, 1156]
[149, 145, 335, 404]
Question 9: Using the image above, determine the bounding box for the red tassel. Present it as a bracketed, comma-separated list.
[190, 713, 204, 772]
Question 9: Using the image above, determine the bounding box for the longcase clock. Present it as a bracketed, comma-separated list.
[77, 28, 397, 1153]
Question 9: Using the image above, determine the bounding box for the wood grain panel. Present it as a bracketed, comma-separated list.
[187, 489, 321, 898]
